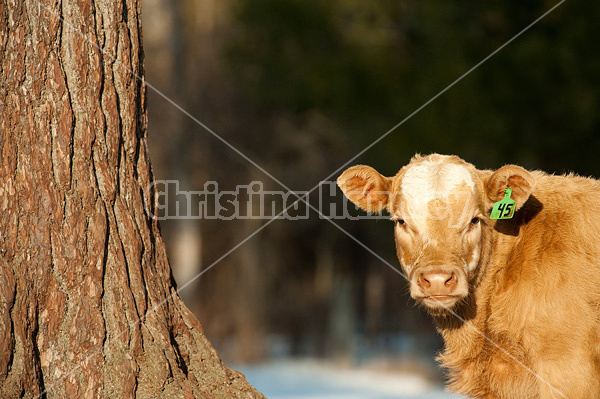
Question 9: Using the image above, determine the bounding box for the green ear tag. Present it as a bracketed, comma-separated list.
[490, 187, 516, 220]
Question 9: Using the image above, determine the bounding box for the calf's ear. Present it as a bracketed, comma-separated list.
[484, 165, 535, 211]
[337, 165, 391, 213]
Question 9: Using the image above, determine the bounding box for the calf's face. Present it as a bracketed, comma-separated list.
[337, 155, 534, 315]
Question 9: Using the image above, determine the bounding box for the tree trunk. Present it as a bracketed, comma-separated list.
[0, 1, 264, 398]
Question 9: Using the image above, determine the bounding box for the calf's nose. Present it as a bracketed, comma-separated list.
[418, 270, 457, 296]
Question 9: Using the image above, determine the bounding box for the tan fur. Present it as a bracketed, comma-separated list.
[338, 154, 600, 398]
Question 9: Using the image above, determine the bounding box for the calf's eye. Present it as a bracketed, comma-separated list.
[471, 217, 480, 225]
[395, 219, 405, 226]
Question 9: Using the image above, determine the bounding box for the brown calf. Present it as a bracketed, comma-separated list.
[338, 154, 600, 398]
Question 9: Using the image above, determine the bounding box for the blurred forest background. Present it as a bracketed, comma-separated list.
[141, 0, 599, 382]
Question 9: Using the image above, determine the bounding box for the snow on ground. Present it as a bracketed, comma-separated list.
[235, 359, 465, 399]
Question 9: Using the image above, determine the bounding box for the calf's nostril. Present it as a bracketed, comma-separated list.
[418, 273, 431, 289]
[445, 273, 458, 287]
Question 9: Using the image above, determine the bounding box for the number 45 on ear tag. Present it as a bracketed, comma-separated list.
[490, 187, 516, 220]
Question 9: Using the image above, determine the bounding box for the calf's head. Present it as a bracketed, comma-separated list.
[337, 154, 535, 315]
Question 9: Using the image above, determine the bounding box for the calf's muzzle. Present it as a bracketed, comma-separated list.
[418, 270, 458, 297]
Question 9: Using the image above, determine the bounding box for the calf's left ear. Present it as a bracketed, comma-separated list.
[483, 165, 536, 211]
[337, 165, 391, 213]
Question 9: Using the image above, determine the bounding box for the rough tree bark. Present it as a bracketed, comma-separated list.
[0, 1, 264, 398]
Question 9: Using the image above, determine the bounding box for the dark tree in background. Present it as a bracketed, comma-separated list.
[225, 0, 600, 174]
[0, 0, 263, 397]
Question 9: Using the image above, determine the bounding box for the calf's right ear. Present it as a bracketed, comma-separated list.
[337, 165, 391, 213]
[484, 165, 536, 211]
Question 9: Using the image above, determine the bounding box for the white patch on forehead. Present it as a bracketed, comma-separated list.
[400, 161, 474, 220]
[402, 161, 474, 199]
